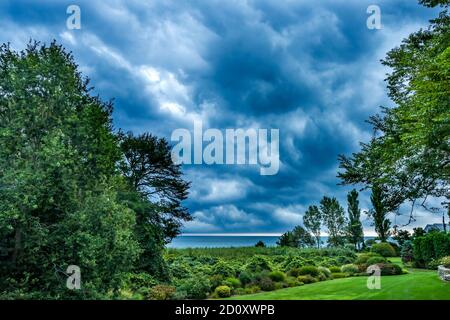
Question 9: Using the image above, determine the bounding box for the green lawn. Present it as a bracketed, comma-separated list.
[229, 258, 450, 300]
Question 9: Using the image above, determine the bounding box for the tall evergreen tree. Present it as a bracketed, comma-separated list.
[303, 205, 322, 248]
[346, 189, 364, 250]
[320, 197, 346, 247]
[370, 185, 391, 242]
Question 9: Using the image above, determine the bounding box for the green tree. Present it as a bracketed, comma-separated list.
[346, 189, 364, 250]
[369, 185, 391, 242]
[338, 0, 449, 222]
[320, 197, 346, 247]
[119, 132, 191, 241]
[303, 205, 322, 248]
[0, 41, 172, 298]
[277, 226, 314, 248]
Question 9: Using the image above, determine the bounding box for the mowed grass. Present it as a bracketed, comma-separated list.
[229, 257, 450, 300]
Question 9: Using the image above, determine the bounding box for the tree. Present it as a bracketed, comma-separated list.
[346, 189, 364, 250]
[277, 226, 314, 248]
[0, 41, 140, 297]
[277, 231, 296, 247]
[392, 229, 411, 247]
[338, 0, 450, 222]
[119, 132, 191, 242]
[303, 205, 322, 248]
[369, 185, 391, 242]
[320, 197, 346, 247]
[255, 241, 266, 247]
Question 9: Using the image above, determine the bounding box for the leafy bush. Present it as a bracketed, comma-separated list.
[440, 256, 450, 268]
[331, 272, 348, 279]
[238, 271, 253, 286]
[287, 268, 301, 277]
[285, 276, 301, 287]
[298, 266, 320, 277]
[214, 285, 231, 298]
[375, 263, 403, 276]
[268, 271, 286, 282]
[329, 266, 341, 273]
[366, 256, 387, 265]
[176, 277, 211, 299]
[355, 252, 379, 264]
[223, 277, 241, 289]
[245, 255, 272, 273]
[401, 240, 414, 263]
[259, 277, 275, 291]
[371, 243, 397, 257]
[209, 274, 224, 289]
[149, 285, 176, 300]
[341, 264, 359, 275]
[297, 275, 317, 284]
[336, 255, 355, 265]
[212, 260, 236, 278]
[244, 285, 261, 294]
[413, 232, 450, 267]
[427, 258, 441, 270]
[318, 266, 331, 279]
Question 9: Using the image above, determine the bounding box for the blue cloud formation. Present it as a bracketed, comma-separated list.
[0, 0, 443, 234]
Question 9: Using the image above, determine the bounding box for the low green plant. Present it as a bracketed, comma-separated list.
[214, 285, 231, 298]
[259, 277, 275, 291]
[149, 285, 176, 300]
[223, 277, 241, 289]
[298, 266, 320, 277]
[318, 266, 332, 279]
[371, 243, 397, 257]
[268, 270, 286, 282]
[297, 275, 317, 284]
[341, 264, 359, 275]
[329, 266, 341, 273]
[440, 256, 450, 268]
[366, 256, 387, 265]
[331, 272, 348, 279]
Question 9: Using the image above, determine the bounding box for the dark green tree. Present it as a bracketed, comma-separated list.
[369, 185, 391, 242]
[303, 205, 322, 248]
[119, 132, 191, 242]
[346, 189, 364, 250]
[277, 226, 314, 248]
[0, 41, 140, 298]
[320, 197, 346, 247]
[392, 229, 411, 247]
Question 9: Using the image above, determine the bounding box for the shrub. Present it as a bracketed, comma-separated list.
[223, 277, 241, 289]
[283, 257, 305, 271]
[331, 272, 348, 279]
[298, 266, 320, 277]
[238, 271, 253, 286]
[355, 252, 379, 264]
[336, 255, 355, 265]
[367, 256, 387, 265]
[176, 277, 211, 299]
[375, 263, 403, 276]
[389, 242, 401, 256]
[149, 285, 176, 300]
[329, 266, 341, 273]
[413, 232, 450, 266]
[427, 258, 441, 270]
[401, 240, 414, 263]
[440, 256, 450, 268]
[259, 277, 275, 291]
[209, 274, 224, 289]
[245, 255, 272, 273]
[318, 266, 331, 279]
[371, 243, 397, 257]
[212, 260, 235, 278]
[268, 271, 286, 282]
[285, 276, 301, 287]
[287, 268, 301, 277]
[341, 264, 359, 275]
[214, 285, 231, 298]
[244, 285, 261, 294]
[297, 275, 317, 284]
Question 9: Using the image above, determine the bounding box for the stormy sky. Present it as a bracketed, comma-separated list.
[0, 0, 444, 235]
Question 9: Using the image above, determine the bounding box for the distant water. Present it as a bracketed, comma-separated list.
[168, 235, 279, 248]
[168, 235, 376, 248]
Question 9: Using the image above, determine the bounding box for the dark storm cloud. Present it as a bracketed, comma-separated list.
[0, 0, 440, 234]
